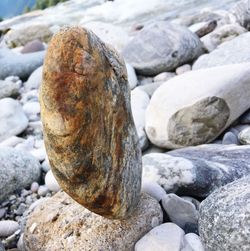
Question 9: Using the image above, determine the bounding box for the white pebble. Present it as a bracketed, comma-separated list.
[45, 170, 60, 192]
[185, 233, 205, 251]
[0, 220, 19, 237]
[30, 182, 39, 193]
[38, 185, 49, 196]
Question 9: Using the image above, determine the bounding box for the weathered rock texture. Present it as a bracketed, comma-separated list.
[146, 63, 250, 149]
[142, 144, 250, 197]
[23, 192, 163, 251]
[122, 22, 204, 76]
[199, 175, 250, 251]
[40, 26, 142, 219]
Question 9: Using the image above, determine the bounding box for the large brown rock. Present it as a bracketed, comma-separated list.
[23, 192, 163, 251]
[40, 27, 142, 219]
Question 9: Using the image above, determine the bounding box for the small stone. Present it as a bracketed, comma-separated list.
[45, 170, 60, 192]
[0, 241, 5, 251]
[126, 63, 138, 89]
[175, 64, 191, 75]
[40, 27, 142, 219]
[184, 233, 204, 251]
[195, 20, 217, 37]
[153, 72, 175, 82]
[141, 180, 166, 202]
[15, 203, 27, 216]
[24, 66, 43, 91]
[162, 194, 198, 232]
[37, 186, 49, 197]
[222, 131, 239, 145]
[17, 234, 24, 251]
[0, 78, 21, 99]
[0, 220, 19, 237]
[21, 39, 45, 54]
[0, 98, 28, 143]
[23, 102, 40, 121]
[41, 158, 50, 173]
[135, 223, 190, 251]
[238, 127, 250, 144]
[30, 182, 39, 193]
[0, 208, 6, 219]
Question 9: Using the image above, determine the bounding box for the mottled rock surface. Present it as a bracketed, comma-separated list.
[40, 27, 142, 219]
[199, 175, 250, 251]
[123, 22, 204, 75]
[0, 147, 41, 201]
[238, 127, 250, 145]
[146, 63, 250, 148]
[23, 192, 163, 251]
[142, 144, 250, 197]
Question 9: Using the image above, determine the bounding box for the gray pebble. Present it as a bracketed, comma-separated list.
[222, 131, 239, 145]
[0, 220, 19, 237]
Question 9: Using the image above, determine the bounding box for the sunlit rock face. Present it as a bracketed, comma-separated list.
[40, 26, 142, 219]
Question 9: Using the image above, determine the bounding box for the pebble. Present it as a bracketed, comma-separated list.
[0, 220, 19, 237]
[37, 185, 49, 197]
[238, 127, 250, 144]
[153, 72, 176, 82]
[135, 223, 192, 251]
[141, 180, 166, 202]
[175, 64, 191, 75]
[45, 170, 60, 192]
[185, 233, 205, 251]
[222, 131, 239, 145]
[162, 194, 199, 233]
[30, 182, 39, 193]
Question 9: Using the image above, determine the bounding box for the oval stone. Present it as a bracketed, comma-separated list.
[40, 27, 142, 219]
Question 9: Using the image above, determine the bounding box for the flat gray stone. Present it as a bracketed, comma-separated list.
[143, 144, 250, 197]
[199, 175, 250, 251]
[123, 22, 204, 75]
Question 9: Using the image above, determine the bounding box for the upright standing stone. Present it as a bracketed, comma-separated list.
[40, 27, 142, 219]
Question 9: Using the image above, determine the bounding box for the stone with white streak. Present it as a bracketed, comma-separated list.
[0, 98, 28, 142]
[142, 144, 250, 197]
[146, 63, 250, 148]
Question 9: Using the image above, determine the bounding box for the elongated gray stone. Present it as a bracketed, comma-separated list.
[146, 63, 250, 149]
[40, 27, 142, 219]
[142, 144, 250, 197]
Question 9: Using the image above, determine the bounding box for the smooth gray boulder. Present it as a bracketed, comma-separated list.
[123, 22, 204, 76]
[199, 175, 250, 251]
[142, 144, 250, 197]
[146, 63, 250, 149]
[193, 32, 250, 70]
[0, 147, 41, 201]
[0, 48, 45, 80]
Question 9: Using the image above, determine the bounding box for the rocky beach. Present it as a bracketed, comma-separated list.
[0, 0, 250, 250]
